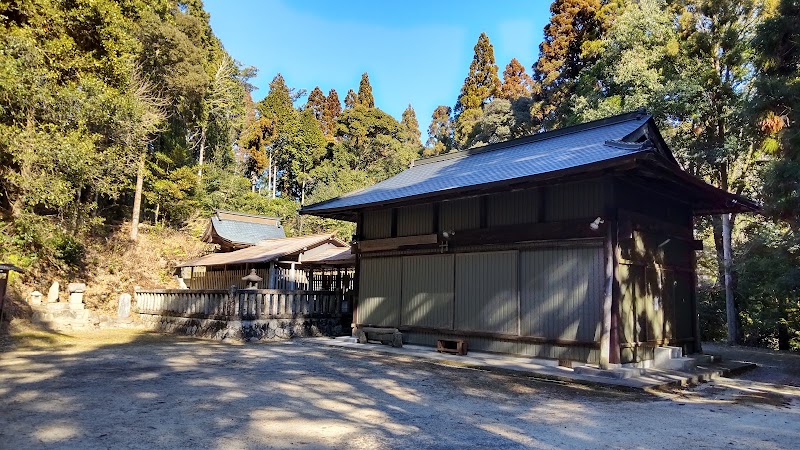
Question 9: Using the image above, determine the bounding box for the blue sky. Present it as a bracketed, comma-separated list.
[204, 0, 550, 141]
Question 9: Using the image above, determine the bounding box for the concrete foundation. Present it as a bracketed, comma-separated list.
[139, 314, 345, 341]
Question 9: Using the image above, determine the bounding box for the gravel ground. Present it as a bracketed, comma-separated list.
[703, 342, 800, 387]
[1, 330, 798, 450]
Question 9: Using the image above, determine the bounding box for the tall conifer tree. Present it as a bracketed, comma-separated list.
[357, 72, 375, 108]
[321, 89, 342, 139]
[499, 58, 535, 100]
[532, 0, 606, 128]
[426, 105, 455, 156]
[401, 104, 422, 148]
[344, 89, 359, 109]
[305, 86, 326, 121]
[454, 32, 500, 147]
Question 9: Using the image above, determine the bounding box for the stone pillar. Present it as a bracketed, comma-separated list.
[67, 283, 86, 311]
[47, 282, 59, 303]
[30, 291, 42, 306]
[118, 293, 131, 319]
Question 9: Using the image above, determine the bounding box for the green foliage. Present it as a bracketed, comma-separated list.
[344, 89, 358, 109]
[425, 105, 455, 156]
[400, 104, 422, 149]
[751, 0, 800, 228]
[570, 0, 683, 122]
[532, 0, 608, 128]
[333, 106, 417, 176]
[736, 222, 800, 350]
[321, 89, 342, 139]
[454, 33, 500, 147]
[357, 72, 375, 108]
[698, 287, 728, 342]
[466, 98, 533, 148]
[305, 86, 326, 121]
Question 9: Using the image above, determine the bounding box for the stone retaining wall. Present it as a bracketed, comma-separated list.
[140, 313, 344, 341]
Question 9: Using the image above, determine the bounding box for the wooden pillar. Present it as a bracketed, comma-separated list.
[289, 262, 296, 290]
[599, 221, 615, 369]
[268, 262, 276, 289]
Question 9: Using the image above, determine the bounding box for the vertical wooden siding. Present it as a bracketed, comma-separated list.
[519, 247, 604, 342]
[439, 197, 480, 231]
[454, 251, 518, 334]
[363, 209, 392, 239]
[545, 179, 606, 221]
[397, 204, 435, 236]
[487, 189, 540, 226]
[358, 257, 402, 326]
[401, 254, 454, 328]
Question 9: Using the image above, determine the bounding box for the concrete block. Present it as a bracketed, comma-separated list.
[654, 346, 683, 367]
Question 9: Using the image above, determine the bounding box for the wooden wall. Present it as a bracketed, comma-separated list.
[614, 177, 697, 363]
[355, 175, 697, 364]
[358, 244, 605, 363]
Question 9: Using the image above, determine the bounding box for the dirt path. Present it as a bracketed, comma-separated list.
[1, 330, 798, 449]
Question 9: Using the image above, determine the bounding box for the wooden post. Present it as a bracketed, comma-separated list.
[600, 222, 615, 369]
[268, 262, 276, 289]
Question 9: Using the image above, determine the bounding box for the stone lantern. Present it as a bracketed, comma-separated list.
[241, 269, 263, 289]
[29, 291, 43, 306]
[67, 283, 86, 310]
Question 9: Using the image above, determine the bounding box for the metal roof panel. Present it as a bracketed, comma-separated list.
[303, 115, 649, 213]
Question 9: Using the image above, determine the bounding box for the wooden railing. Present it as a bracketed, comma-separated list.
[135, 288, 343, 320]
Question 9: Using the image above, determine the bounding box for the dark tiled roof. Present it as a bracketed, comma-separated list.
[302, 112, 650, 214]
[209, 215, 286, 246]
[179, 234, 342, 267]
[0, 263, 23, 272]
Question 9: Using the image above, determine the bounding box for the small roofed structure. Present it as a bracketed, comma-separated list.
[202, 210, 286, 252]
[178, 234, 355, 291]
[301, 110, 758, 369]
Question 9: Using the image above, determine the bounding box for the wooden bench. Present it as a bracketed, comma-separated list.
[356, 326, 403, 348]
[437, 339, 468, 356]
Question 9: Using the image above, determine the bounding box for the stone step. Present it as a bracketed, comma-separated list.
[658, 356, 697, 371]
[573, 365, 646, 379]
[691, 354, 716, 365]
[334, 336, 358, 343]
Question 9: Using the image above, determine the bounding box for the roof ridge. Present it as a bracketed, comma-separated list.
[215, 209, 281, 221]
[415, 109, 650, 167]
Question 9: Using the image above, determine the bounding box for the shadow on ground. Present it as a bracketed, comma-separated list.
[1, 330, 798, 449]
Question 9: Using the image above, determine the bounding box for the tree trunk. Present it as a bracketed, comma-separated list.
[272, 165, 277, 199]
[197, 127, 206, 178]
[130, 153, 145, 242]
[267, 155, 272, 196]
[722, 213, 737, 344]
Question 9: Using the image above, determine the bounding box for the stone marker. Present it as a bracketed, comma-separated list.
[47, 282, 59, 303]
[68, 283, 86, 310]
[118, 293, 131, 319]
[30, 291, 42, 306]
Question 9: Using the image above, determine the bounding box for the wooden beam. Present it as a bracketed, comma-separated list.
[447, 219, 607, 247]
[396, 326, 600, 349]
[618, 209, 692, 240]
[357, 234, 439, 252]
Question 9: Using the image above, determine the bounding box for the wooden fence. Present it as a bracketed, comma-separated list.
[135, 288, 343, 320]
